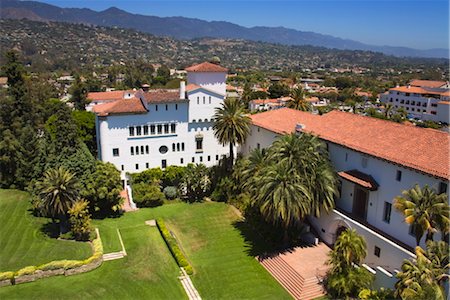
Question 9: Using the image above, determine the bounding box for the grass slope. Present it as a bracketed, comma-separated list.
[0, 225, 186, 299]
[0, 189, 91, 271]
[0, 195, 290, 299]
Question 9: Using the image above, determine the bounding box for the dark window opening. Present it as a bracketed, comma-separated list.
[383, 202, 392, 223]
[113, 148, 119, 157]
[396, 170, 402, 181]
[374, 246, 381, 257]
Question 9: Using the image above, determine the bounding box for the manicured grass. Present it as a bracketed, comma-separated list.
[97, 224, 122, 253]
[0, 189, 91, 271]
[0, 225, 186, 299]
[0, 194, 291, 299]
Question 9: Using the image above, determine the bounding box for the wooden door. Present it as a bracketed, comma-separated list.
[352, 187, 368, 221]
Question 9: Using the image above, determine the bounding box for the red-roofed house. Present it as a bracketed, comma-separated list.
[243, 108, 449, 282]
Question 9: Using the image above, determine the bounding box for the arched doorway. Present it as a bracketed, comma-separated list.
[335, 226, 347, 241]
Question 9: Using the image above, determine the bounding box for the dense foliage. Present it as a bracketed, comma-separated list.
[325, 229, 374, 298]
[68, 199, 92, 241]
[395, 241, 449, 300]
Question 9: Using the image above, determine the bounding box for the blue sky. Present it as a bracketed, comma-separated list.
[39, 0, 449, 49]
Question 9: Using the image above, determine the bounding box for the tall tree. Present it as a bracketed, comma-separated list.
[69, 74, 88, 111]
[254, 160, 311, 240]
[35, 167, 79, 233]
[288, 87, 311, 111]
[394, 184, 449, 246]
[267, 133, 338, 217]
[213, 98, 251, 168]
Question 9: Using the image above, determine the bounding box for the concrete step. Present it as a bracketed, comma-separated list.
[259, 256, 305, 299]
[102, 251, 125, 261]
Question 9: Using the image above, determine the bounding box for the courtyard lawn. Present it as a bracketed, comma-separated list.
[0, 189, 91, 271]
[0, 193, 291, 300]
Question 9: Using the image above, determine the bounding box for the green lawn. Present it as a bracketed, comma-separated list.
[0, 190, 291, 299]
[0, 189, 91, 271]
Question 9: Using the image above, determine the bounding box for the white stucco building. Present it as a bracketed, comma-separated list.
[92, 62, 230, 182]
[242, 108, 449, 285]
[380, 79, 450, 123]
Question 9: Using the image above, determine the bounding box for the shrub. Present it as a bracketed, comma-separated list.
[39, 260, 68, 271]
[131, 168, 163, 184]
[156, 219, 193, 275]
[133, 183, 165, 207]
[0, 271, 14, 281]
[68, 199, 92, 241]
[163, 186, 178, 200]
[15, 266, 36, 277]
[162, 166, 186, 187]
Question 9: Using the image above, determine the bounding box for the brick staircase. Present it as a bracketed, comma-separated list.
[259, 253, 327, 300]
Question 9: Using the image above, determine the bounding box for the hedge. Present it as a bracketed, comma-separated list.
[0, 272, 14, 281]
[156, 219, 193, 275]
[0, 228, 104, 287]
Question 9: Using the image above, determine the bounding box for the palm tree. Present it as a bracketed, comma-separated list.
[326, 229, 372, 298]
[254, 160, 311, 241]
[394, 184, 449, 246]
[213, 98, 251, 169]
[384, 103, 394, 118]
[267, 133, 338, 216]
[395, 241, 448, 300]
[328, 228, 367, 273]
[288, 87, 311, 111]
[35, 167, 79, 233]
[238, 148, 267, 194]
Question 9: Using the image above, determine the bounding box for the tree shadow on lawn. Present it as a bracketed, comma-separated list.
[233, 219, 317, 259]
[40, 220, 61, 238]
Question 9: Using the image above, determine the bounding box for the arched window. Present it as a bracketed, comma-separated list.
[181, 143, 185, 151]
[177, 143, 180, 152]
[172, 143, 176, 152]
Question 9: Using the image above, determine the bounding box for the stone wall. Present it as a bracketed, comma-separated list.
[4, 258, 103, 286]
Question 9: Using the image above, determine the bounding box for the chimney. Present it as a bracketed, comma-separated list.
[295, 123, 306, 132]
[180, 81, 186, 99]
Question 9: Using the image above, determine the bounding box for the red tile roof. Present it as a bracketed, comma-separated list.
[186, 83, 202, 91]
[390, 86, 448, 96]
[409, 80, 447, 88]
[87, 90, 134, 102]
[93, 97, 147, 116]
[142, 90, 181, 103]
[185, 62, 228, 73]
[250, 108, 450, 180]
[338, 170, 379, 191]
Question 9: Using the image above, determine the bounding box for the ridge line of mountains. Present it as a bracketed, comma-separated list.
[0, 0, 448, 59]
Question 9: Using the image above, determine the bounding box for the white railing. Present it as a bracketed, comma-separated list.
[126, 185, 137, 210]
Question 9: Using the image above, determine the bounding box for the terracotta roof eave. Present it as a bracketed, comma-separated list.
[321, 137, 450, 181]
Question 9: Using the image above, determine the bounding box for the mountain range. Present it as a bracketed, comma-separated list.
[0, 0, 448, 59]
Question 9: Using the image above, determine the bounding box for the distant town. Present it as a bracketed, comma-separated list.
[0, 6, 448, 300]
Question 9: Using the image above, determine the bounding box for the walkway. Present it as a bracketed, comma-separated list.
[120, 189, 136, 212]
[258, 242, 330, 300]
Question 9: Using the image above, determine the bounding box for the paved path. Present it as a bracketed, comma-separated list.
[258, 242, 330, 300]
[120, 189, 136, 212]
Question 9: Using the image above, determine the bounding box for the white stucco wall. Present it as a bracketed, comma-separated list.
[309, 210, 415, 272]
[188, 90, 223, 123]
[241, 125, 280, 155]
[97, 100, 229, 175]
[187, 72, 226, 96]
[329, 143, 448, 249]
